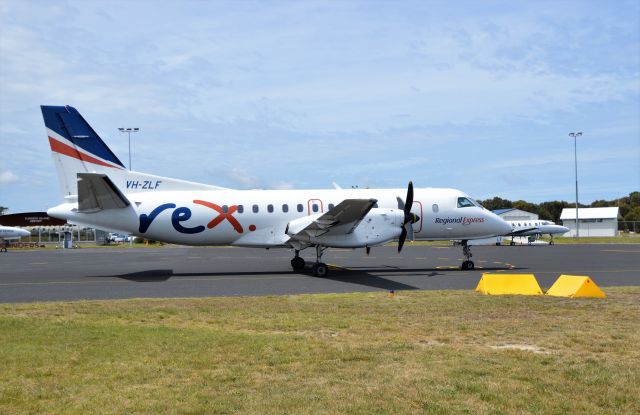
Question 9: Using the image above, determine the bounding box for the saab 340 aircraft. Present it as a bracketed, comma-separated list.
[42, 105, 511, 276]
[0, 226, 30, 252]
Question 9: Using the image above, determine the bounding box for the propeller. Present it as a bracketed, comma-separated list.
[397, 181, 420, 253]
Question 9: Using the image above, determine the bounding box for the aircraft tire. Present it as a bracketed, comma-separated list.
[510, 241, 515, 246]
[461, 260, 474, 270]
[0, 247, 6, 253]
[312, 263, 329, 278]
[291, 256, 305, 270]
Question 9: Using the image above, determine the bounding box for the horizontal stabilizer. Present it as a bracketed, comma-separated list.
[78, 173, 130, 212]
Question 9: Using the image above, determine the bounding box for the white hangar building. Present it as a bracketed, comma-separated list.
[560, 207, 620, 237]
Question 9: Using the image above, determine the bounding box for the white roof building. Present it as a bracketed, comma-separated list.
[560, 207, 620, 237]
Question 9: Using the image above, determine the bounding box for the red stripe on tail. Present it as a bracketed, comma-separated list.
[48, 136, 123, 169]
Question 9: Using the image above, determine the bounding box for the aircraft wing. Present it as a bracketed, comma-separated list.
[507, 227, 539, 236]
[77, 173, 131, 212]
[289, 198, 377, 239]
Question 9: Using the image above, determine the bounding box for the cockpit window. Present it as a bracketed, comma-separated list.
[469, 198, 484, 209]
[457, 197, 475, 208]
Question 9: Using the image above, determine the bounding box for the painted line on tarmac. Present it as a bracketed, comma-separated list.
[601, 249, 640, 253]
[327, 264, 350, 271]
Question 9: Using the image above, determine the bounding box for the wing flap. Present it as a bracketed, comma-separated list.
[290, 198, 377, 240]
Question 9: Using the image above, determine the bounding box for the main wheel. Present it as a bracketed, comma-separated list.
[291, 256, 305, 270]
[509, 241, 515, 246]
[461, 260, 475, 270]
[312, 263, 329, 277]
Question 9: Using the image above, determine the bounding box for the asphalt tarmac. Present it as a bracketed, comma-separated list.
[0, 244, 638, 303]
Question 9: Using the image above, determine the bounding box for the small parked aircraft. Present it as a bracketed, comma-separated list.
[505, 220, 570, 245]
[41, 105, 511, 275]
[0, 225, 30, 252]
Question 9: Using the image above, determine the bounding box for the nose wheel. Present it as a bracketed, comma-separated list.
[461, 242, 474, 270]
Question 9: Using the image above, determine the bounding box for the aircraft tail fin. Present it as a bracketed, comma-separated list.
[41, 105, 126, 198]
[41, 105, 228, 199]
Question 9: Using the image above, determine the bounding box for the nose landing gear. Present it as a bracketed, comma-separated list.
[461, 241, 474, 270]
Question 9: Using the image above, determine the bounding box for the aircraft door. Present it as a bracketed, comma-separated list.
[307, 199, 324, 215]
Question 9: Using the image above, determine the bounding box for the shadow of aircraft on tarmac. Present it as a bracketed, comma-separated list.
[86, 264, 525, 291]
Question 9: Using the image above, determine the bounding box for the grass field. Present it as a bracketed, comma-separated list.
[1, 288, 639, 414]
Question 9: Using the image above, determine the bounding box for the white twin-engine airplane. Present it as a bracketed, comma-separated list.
[0, 225, 31, 252]
[505, 220, 570, 245]
[42, 105, 511, 276]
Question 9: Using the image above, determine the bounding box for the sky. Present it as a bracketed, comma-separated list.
[1, 0, 639, 214]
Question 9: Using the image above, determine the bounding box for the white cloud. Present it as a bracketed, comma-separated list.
[0, 171, 19, 184]
[0, 1, 638, 211]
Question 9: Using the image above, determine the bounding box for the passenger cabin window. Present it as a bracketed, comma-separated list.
[222, 205, 229, 213]
[432, 204, 439, 213]
[328, 203, 335, 210]
[457, 197, 475, 208]
[282, 204, 289, 213]
[267, 204, 274, 213]
[252, 204, 259, 213]
[297, 204, 303, 212]
[237, 205, 244, 213]
[312, 204, 319, 213]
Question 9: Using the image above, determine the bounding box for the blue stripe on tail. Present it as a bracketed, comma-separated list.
[41, 105, 125, 168]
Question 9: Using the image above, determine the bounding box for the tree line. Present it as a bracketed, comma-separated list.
[478, 191, 640, 225]
[2, 192, 639, 225]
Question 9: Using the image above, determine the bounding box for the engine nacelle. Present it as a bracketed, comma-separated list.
[286, 208, 404, 248]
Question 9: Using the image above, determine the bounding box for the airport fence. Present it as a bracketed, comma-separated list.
[619, 221, 640, 233]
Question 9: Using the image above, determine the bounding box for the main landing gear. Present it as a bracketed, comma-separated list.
[461, 241, 474, 270]
[290, 246, 329, 277]
[291, 250, 305, 270]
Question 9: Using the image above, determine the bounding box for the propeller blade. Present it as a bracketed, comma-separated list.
[398, 226, 407, 252]
[366, 246, 371, 256]
[404, 181, 413, 216]
[396, 196, 404, 210]
[407, 223, 415, 242]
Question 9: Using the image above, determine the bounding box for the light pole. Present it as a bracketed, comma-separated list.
[118, 127, 139, 171]
[569, 132, 582, 237]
